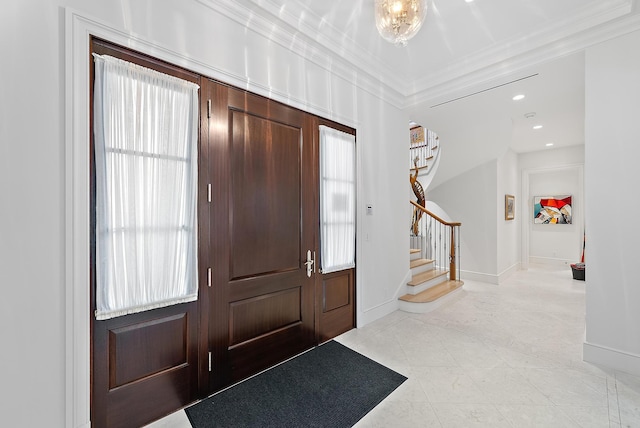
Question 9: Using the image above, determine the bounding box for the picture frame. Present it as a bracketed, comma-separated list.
[533, 195, 572, 224]
[505, 194, 515, 220]
[410, 126, 425, 145]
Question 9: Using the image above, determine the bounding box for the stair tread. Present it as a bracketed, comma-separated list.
[400, 280, 464, 303]
[408, 269, 448, 286]
[409, 249, 421, 254]
[410, 258, 434, 269]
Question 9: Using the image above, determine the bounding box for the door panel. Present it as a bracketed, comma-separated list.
[228, 287, 302, 346]
[206, 81, 317, 390]
[323, 273, 351, 312]
[317, 269, 355, 343]
[230, 111, 301, 279]
[92, 305, 198, 428]
[108, 313, 188, 388]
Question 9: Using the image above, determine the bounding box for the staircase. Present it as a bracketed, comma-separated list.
[402, 124, 464, 313]
[399, 249, 463, 313]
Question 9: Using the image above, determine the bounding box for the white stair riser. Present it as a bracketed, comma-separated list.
[410, 251, 422, 262]
[410, 261, 434, 275]
[406, 273, 448, 295]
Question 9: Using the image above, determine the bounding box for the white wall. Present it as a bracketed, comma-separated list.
[428, 143, 585, 282]
[497, 148, 520, 277]
[428, 148, 522, 284]
[1, 2, 67, 427]
[428, 160, 499, 281]
[519, 145, 584, 171]
[584, 29, 640, 374]
[527, 166, 584, 264]
[519, 146, 584, 269]
[0, 1, 409, 426]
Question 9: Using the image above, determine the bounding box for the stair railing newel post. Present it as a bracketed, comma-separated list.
[449, 225, 456, 281]
[457, 226, 461, 283]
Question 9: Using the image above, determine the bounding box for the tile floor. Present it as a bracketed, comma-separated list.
[148, 264, 640, 427]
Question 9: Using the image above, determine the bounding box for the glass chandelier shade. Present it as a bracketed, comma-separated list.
[375, 0, 428, 47]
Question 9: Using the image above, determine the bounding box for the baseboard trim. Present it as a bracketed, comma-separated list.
[460, 270, 499, 285]
[457, 264, 520, 285]
[529, 256, 574, 267]
[583, 341, 640, 377]
[357, 299, 399, 327]
[497, 263, 520, 284]
[356, 270, 414, 327]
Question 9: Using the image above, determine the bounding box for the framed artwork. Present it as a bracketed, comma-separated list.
[505, 194, 515, 220]
[410, 126, 425, 145]
[533, 195, 572, 224]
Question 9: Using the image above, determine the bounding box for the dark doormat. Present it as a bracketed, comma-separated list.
[185, 340, 407, 427]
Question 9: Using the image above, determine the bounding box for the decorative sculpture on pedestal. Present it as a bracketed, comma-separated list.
[410, 156, 425, 235]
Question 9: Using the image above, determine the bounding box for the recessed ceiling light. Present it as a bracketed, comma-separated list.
[524, 112, 536, 119]
[465, 0, 474, 3]
[512, 94, 525, 101]
[546, 143, 554, 147]
[533, 125, 543, 130]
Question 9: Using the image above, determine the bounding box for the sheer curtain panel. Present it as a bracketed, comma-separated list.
[319, 126, 356, 273]
[93, 54, 199, 320]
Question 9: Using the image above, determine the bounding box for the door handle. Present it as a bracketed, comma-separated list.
[304, 250, 315, 278]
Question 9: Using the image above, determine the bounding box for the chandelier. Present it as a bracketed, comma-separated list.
[375, 0, 428, 47]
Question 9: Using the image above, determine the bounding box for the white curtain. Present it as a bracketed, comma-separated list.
[93, 54, 199, 320]
[319, 125, 356, 273]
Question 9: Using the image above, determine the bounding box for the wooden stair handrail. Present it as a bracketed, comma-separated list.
[410, 200, 461, 227]
[410, 200, 461, 281]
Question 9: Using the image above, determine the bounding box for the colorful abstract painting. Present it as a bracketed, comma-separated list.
[534, 195, 572, 224]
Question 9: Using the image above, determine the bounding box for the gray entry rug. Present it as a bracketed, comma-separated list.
[185, 340, 407, 427]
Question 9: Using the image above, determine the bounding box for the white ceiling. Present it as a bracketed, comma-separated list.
[234, 0, 639, 183]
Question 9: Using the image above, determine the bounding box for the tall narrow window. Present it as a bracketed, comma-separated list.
[319, 125, 356, 273]
[93, 54, 199, 320]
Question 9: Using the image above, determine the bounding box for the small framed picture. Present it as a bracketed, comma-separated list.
[410, 126, 425, 145]
[505, 194, 515, 220]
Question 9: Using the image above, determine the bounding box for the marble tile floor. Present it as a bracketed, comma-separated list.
[148, 264, 640, 427]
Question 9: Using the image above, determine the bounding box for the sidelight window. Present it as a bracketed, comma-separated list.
[319, 125, 356, 273]
[93, 54, 199, 320]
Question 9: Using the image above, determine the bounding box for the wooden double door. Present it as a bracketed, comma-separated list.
[204, 80, 319, 389]
[90, 39, 355, 427]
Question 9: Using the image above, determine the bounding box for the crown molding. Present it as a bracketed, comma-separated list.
[248, 0, 412, 91]
[406, 0, 640, 108]
[196, 0, 407, 108]
[197, 0, 638, 110]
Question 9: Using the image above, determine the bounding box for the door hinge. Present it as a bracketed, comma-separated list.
[208, 351, 212, 372]
[207, 267, 212, 287]
[207, 99, 211, 119]
[207, 183, 212, 203]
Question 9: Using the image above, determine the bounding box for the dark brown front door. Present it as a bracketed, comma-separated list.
[315, 122, 356, 343]
[90, 38, 203, 428]
[205, 80, 318, 390]
[90, 40, 356, 426]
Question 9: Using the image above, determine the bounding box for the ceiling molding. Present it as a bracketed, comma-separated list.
[406, 1, 640, 109]
[197, 0, 639, 110]
[409, 0, 634, 102]
[246, 0, 410, 91]
[195, 0, 407, 107]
